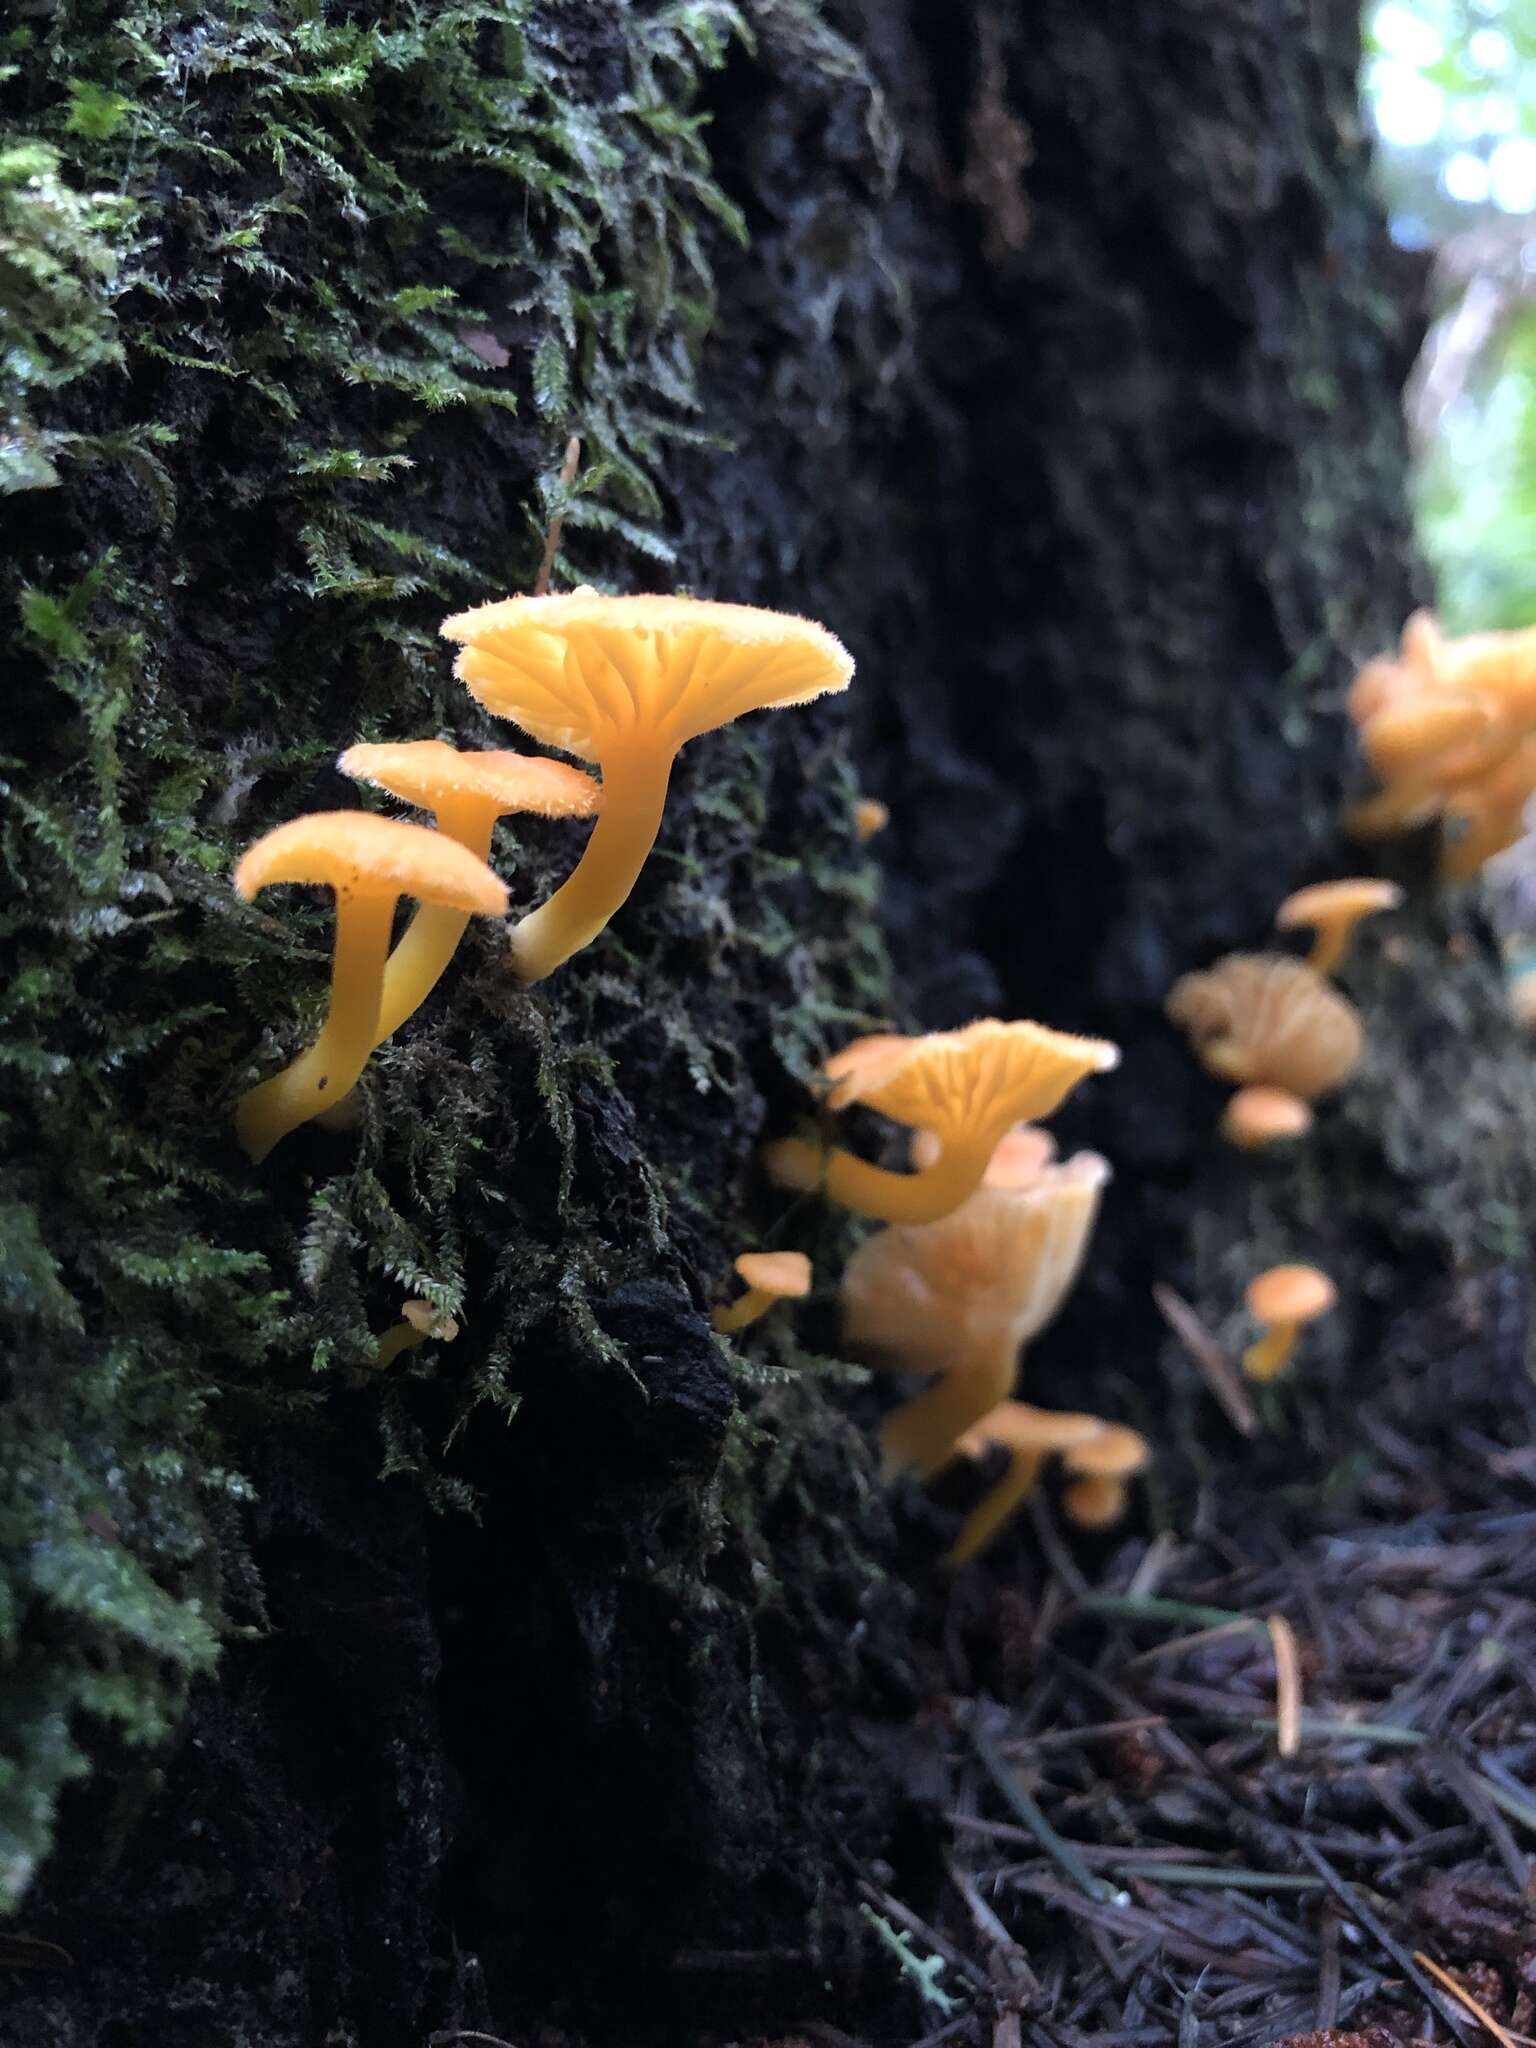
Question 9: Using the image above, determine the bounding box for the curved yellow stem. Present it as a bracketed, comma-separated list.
[1241, 1321, 1298, 1381]
[511, 746, 674, 982]
[945, 1451, 1044, 1567]
[317, 803, 498, 1128]
[373, 1321, 427, 1371]
[762, 1131, 992, 1226]
[712, 1286, 772, 1335]
[879, 1338, 1018, 1482]
[1307, 926, 1347, 979]
[235, 892, 395, 1163]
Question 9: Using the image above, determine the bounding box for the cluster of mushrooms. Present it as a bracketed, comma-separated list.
[758, 1021, 1151, 1564]
[233, 588, 1149, 1560]
[236, 591, 1494, 1560]
[1347, 608, 1536, 878]
[1162, 879, 1399, 1384]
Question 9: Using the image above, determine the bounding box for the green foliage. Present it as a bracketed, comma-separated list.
[0, 134, 127, 490]
[0, 0, 758, 1912]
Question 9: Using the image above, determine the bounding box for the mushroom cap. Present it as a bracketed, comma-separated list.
[1219, 1086, 1314, 1149]
[855, 796, 890, 843]
[840, 1152, 1110, 1377]
[821, 1032, 911, 1093]
[732, 1250, 812, 1299]
[1275, 878, 1404, 936]
[1062, 1422, 1150, 1479]
[339, 739, 600, 819]
[440, 588, 854, 762]
[1244, 1263, 1337, 1327]
[1166, 954, 1362, 1099]
[402, 1298, 460, 1341]
[956, 1400, 1109, 1459]
[910, 1122, 1057, 1184]
[1399, 609, 1448, 682]
[826, 1018, 1119, 1142]
[1359, 699, 1489, 779]
[1347, 655, 1416, 725]
[234, 811, 510, 915]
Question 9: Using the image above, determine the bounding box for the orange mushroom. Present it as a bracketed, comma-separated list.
[854, 796, 890, 844]
[711, 1251, 812, 1335]
[943, 1401, 1109, 1565]
[233, 813, 508, 1162]
[441, 589, 853, 981]
[374, 1298, 460, 1371]
[338, 740, 598, 1046]
[1241, 1264, 1337, 1381]
[1166, 956, 1362, 1101]
[1219, 1085, 1314, 1151]
[1275, 878, 1404, 979]
[840, 1149, 1109, 1478]
[765, 1018, 1118, 1226]
[1058, 1424, 1151, 1528]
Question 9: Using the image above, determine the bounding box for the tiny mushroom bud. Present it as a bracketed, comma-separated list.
[1061, 1423, 1151, 1528]
[1219, 1085, 1314, 1151]
[1275, 878, 1405, 979]
[442, 589, 853, 981]
[374, 1298, 460, 1371]
[766, 1018, 1118, 1226]
[233, 813, 508, 1163]
[1166, 955, 1362, 1101]
[840, 1149, 1109, 1479]
[338, 740, 599, 1047]
[1241, 1264, 1337, 1382]
[944, 1401, 1109, 1566]
[854, 796, 890, 844]
[712, 1250, 812, 1335]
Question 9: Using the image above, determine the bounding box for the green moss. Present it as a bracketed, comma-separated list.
[0, 0, 772, 1912]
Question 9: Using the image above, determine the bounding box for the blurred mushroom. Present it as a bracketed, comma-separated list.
[1241, 1264, 1337, 1382]
[711, 1251, 812, 1335]
[1167, 955, 1362, 1101]
[1219, 1085, 1314, 1151]
[1275, 878, 1404, 979]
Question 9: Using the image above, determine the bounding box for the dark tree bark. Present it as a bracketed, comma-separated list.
[2, 3, 1447, 2045]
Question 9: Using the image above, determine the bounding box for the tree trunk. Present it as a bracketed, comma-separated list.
[1, 2, 1441, 2044]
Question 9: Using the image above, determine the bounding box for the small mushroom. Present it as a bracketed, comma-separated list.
[1241, 1264, 1337, 1382]
[711, 1250, 812, 1335]
[1061, 1423, 1151, 1528]
[1219, 1086, 1314, 1151]
[1275, 878, 1404, 979]
[233, 812, 508, 1162]
[1166, 955, 1362, 1101]
[441, 589, 853, 981]
[943, 1401, 1109, 1566]
[840, 1150, 1109, 1478]
[766, 1018, 1118, 1226]
[339, 740, 599, 1045]
[854, 796, 890, 844]
[374, 1298, 460, 1371]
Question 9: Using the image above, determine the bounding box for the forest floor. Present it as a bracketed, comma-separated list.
[821, 1265, 1536, 2048]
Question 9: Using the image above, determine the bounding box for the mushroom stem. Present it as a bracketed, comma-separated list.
[370, 799, 495, 1042]
[763, 1131, 993, 1226]
[236, 892, 396, 1163]
[510, 745, 673, 982]
[945, 1451, 1045, 1568]
[879, 1338, 1018, 1482]
[1241, 1321, 1298, 1381]
[1306, 926, 1351, 979]
[1062, 1474, 1128, 1528]
[318, 803, 497, 1127]
[712, 1286, 775, 1336]
[374, 1320, 428, 1371]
